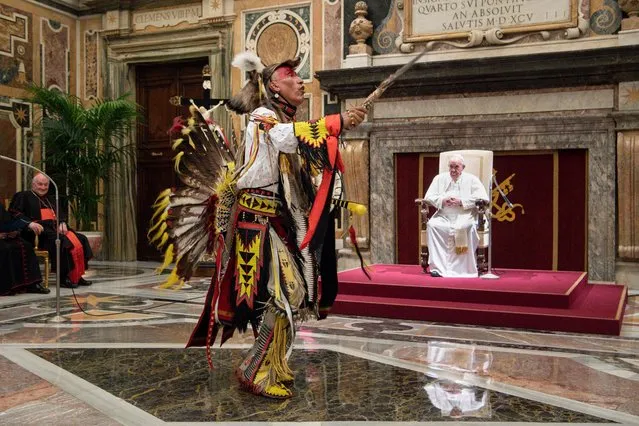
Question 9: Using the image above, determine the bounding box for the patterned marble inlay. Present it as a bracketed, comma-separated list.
[619, 82, 639, 111]
[40, 18, 69, 91]
[0, 5, 32, 87]
[84, 31, 98, 100]
[30, 348, 609, 423]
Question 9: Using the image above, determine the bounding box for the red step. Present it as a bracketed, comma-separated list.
[337, 265, 588, 308]
[331, 283, 627, 335]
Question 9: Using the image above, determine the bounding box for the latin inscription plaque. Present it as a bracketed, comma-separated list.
[405, 0, 577, 42]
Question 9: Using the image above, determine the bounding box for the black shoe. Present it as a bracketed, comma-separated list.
[61, 278, 78, 289]
[26, 282, 51, 294]
[78, 277, 92, 286]
[430, 271, 443, 278]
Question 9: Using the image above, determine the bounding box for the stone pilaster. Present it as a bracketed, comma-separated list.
[614, 112, 639, 261]
[103, 58, 137, 261]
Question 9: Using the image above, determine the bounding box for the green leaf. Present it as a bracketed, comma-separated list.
[26, 85, 142, 229]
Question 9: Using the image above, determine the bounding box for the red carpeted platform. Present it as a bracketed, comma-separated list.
[331, 264, 627, 335]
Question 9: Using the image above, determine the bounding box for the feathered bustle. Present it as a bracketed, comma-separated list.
[231, 51, 265, 73]
[150, 99, 240, 289]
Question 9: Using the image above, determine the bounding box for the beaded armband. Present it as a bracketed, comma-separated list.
[293, 114, 341, 171]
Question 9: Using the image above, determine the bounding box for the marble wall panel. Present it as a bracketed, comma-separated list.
[323, 0, 342, 69]
[619, 82, 639, 111]
[369, 112, 616, 281]
[84, 30, 98, 100]
[40, 18, 69, 91]
[0, 115, 17, 202]
[0, 5, 33, 88]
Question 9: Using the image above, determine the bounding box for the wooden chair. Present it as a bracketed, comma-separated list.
[415, 150, 493, 276]
[34, 234, 50, 289]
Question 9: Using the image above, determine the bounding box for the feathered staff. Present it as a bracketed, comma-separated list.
[361, 48, 429, 110]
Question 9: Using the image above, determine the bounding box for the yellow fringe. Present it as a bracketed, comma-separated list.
[188, 135, 196, 150]
[214, 163, 236, 197]
[172, 138, 184, 150]
[279, 155, 291, 174]
[148, 222, 167, 243]
[153, 188, 171, 205]
[159, 268, 184, 289]
[150, 199, 169, 220]
[187, 117, 195, 127]
[181, 127, 191, 135]
[173, 151, 184, 173]
[157, 232, 169, 249]
[150, 207, 168, 225]
[271, 245, 281, 301]
[260, 315, 294, 386]
[156, 243, 174, 273]
[215, 162, 236, 193]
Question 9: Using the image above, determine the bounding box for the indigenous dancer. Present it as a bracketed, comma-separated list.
[149, 52, 366, 399]
[10, 173, 93, 288]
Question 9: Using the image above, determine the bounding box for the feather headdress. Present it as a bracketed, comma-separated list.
[226, 51, 301, 115]
[226, 51, 265, 114]
[231, 51, 265, 73]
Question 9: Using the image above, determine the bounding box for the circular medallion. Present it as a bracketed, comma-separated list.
[590, 0, 622, 34]
[256, 23, 298, 66]
[245, 8, 311, 81]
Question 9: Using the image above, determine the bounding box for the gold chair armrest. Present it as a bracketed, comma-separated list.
[415, 198, 431, 229]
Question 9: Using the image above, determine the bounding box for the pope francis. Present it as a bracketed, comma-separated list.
[424, 154, 489, 278]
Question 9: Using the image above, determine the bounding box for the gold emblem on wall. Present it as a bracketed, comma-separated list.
[492, 170, 525, 222]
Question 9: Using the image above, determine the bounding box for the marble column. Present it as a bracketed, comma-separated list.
[103, 58, 138, 261]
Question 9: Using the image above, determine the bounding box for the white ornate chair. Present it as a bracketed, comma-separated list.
[415, 150, 493, 275]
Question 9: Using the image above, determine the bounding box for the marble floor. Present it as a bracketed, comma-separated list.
[1, 261, 639, 425]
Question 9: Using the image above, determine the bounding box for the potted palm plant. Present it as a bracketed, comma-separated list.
[27, 86, 140, 240]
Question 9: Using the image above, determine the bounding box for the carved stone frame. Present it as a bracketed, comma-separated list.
[102, 25, 231, 260]
[369, 112, 616, 281]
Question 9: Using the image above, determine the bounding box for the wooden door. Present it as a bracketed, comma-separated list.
[136, 58, 207, 260]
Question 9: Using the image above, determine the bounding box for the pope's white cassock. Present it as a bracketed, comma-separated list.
[424, 171, 489, 277]
[424, 382, 489, 417]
